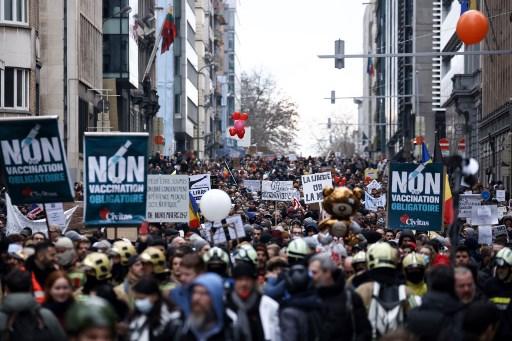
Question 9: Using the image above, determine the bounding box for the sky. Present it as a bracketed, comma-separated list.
[238, 0, 367, 156]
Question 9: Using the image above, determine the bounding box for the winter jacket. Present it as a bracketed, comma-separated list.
[279, 291, 321, 341]
[483, 277, 512, 340]
[0, 293, 67, 341]
[164, 273, 242, 341]
[314, 270, 372, 341]
[406, 291, 465, 341]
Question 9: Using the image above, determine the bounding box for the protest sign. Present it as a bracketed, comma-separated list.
[365, 168, 379, 180]
[84, 133, 148, 226]
[478, 225, 493, 245]
[189, 174, 211, 202]
[471, 205, 498, 226]
[203, 222, 227, 245]
[387, 162, 444, 231]
[288, 154, 298, 161]
[225, 215, 246, 239]
[366, 180, 382, 191]
[243, 180, 261, 192]
[261, 181, 298, 201]
[146, 175, 189, 223]
[365, 192, 387, 211]
[302, 172, 333, 204]
[459, 194, 481, 218]
[498, 206, 507, 219]
[492, 224, 509, 242]
[496, 190, 506, 202]
[0, 116, 74, 204]
[44, 202, 66, 230]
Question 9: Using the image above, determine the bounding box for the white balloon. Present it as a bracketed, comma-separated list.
[199, 189, 232, 222]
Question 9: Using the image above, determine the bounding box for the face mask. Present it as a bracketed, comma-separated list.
[423, 255, 430, 265]
[135, 297, 154, 314]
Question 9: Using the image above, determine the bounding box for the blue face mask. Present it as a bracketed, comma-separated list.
[134, 297, 153, 314]
[423, 255, 430, 265]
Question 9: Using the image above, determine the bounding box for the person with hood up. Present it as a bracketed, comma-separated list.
[164, 272, 241, 341]
[114, 255, 144, 310]
[226, 261, 280, 341]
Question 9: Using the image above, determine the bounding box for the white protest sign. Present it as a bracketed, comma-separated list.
[44, 203, 66, 230]
[261, 181, 297, 201]
[471, 205, 498, 226]
[243, 180, 261, 192]
[301, 172, 333, 204]
[366, 180, 382, 191]
[498, 206, 507, 219]
[459, 194, 481, 218]
[496, 190, 506, 202]
[478, 225, 493, 245]
[146, 175, 189, 222]
[189, 174, 211, 202]
[364, 192, 387, 211]
[203, 222, 227, 245]
[288, 154, 298, 161]
[225, 215, 246, 239]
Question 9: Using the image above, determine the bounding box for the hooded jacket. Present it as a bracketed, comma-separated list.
[0, 293, 67, 341]
[164, 273, 240, 341]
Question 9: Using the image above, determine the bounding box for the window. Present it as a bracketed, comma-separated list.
[0, 0, 27, 24]
[0, 67, 29, 110]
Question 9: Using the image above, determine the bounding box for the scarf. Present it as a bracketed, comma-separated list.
[230, 290, 259, 341]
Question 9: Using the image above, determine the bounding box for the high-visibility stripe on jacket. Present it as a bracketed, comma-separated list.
[32, 272, 45, 304]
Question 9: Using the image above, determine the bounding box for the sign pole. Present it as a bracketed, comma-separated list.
[42, 205, 52, 238]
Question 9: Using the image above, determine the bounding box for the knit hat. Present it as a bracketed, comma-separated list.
[55, 237, 74, 250]
[190, 235, 209, 251]
[232, 261, 257, 279]
[65, 230, 87, 242]
[432, 254, 450, 267]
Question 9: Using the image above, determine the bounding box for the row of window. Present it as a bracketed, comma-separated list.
[0, 67, 30, 110]
[0, 0, 28, 24]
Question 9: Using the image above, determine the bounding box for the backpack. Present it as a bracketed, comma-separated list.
[367, 282, 407, 339]
[0, 308, 54, 341]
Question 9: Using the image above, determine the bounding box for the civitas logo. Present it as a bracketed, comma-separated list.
[98, 207, 133, 221]
[400, 214, 429, 226]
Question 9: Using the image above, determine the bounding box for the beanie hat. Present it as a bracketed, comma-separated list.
[432, 254, 450, 267]
[191, 236, 209, 251]
[232, 261, 257, 279]
[55, 237, 74, 250]
[127, 255, 141, 268]
[65, 230, 86, 242]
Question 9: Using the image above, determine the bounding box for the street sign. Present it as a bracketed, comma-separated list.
[440, 138, 449, 157]
[481, 190, 491, 201]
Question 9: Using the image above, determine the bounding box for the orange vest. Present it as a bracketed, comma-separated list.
[31, 272, 45, 304]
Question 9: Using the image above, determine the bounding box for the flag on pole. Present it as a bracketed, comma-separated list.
[461, 0, 478, 14]
[189, 192, 201, 229]
[161, 7, 177, 54]
[443, 173, 454, 225]
[421, 143, 432, 164]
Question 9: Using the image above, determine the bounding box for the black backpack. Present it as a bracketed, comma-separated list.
[0, 307, 54, 341]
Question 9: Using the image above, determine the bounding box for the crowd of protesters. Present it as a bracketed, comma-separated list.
[0, 151, 510, 340]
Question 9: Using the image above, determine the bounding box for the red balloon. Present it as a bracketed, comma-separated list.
[456, 10, 489, 45]
[229, 127, 236, 136]
[237, 129, 245, 139]
[232, 112, 241, 120]
[234, 120, 244, 130]
[240, 112, 249, 121]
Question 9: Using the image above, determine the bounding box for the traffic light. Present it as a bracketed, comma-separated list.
[330, 90, 336, 104]
[334, 39, 345, 69]
[327, 117, 332, 129]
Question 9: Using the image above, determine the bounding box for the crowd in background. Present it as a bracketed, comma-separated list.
[0, 152, 510, 340]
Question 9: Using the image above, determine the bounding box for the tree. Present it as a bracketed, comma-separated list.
[240, 71, 299, 153]
[314, 115, 356, 157]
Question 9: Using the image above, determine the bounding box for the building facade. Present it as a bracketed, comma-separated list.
[0, 0, 38, 118]
[39, 0, 103, 182]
